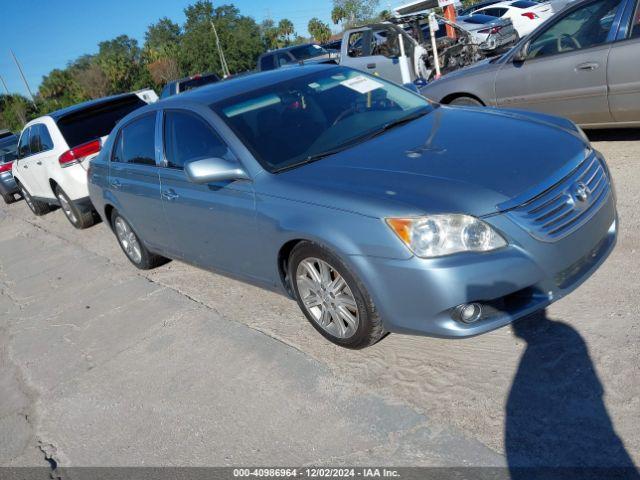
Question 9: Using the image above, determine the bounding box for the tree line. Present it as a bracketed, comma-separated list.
[1, 0, 386, 133]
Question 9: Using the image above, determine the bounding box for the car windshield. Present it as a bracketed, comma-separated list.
[0, 137, 18, 163]
[213, 68, 433, 172]
[179, 74, 219, 93]
[289, 44, 329, 60]
[461, 14, 500, 23]
[56, 95, 146, 148]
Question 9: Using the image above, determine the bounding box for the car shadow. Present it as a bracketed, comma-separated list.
[506, 311, 639, 479]
[586, 129, 640, 142]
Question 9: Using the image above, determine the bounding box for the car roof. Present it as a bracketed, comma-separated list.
[46, 91, 147, 122]
[477, 0, 530, 8]
[260, 43, 319, 56]
[159, 64, 339, 106]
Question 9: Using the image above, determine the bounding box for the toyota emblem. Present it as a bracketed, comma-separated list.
[574, 182, 591, 203]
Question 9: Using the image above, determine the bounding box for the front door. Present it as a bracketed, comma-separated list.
[108, 112, 169, 254]
[158, 109, 258, 278]
[494, 0, 626, 125]
[341, 28, 405, 85]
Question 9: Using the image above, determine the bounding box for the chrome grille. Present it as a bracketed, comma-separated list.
[506, 155, 610, 242]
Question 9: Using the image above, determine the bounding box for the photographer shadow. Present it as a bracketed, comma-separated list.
[506, 311, 639, 479]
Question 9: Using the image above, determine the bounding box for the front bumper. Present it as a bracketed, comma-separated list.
[0, 171, 18, 196]
[347, 189, 617, 338]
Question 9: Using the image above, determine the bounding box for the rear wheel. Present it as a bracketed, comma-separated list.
[111, 211, 169, 270]
[449, 96, 484, 107]
[54, 185, 95, 229]
[19, 184, 51, 216]
[2, 192, 16, 204]
[289, 242, 386, 349]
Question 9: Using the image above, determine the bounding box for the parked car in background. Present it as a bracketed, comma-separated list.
[322, 39, 342, 52]
[457, 14, 520, 51]
[420, 0, 640, 128]
[0, 133, 19, 204]
[89, 65, 616, 349]
[257, 43, 334, 71]
[472, 0, 555, 36]
[459, 0, 504, 15]
[160, 73, 220, 99]
[13, 89, 157, 228]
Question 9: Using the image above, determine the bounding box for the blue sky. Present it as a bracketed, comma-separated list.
[0, 0, 338, 96]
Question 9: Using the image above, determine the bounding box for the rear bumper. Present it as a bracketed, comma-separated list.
[0, 171, 18, 196]
[347, 190, 617, 338]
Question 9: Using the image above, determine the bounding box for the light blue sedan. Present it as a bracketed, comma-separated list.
[88, 65, 617, 348]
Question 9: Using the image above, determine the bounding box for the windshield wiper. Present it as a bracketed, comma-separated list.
[273, 108, 431, 174]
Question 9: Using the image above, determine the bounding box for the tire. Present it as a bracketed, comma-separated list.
[19, 184, 52, 216]
[54, 185, 96, 229]
[449, 96, 484, 107]
[110, 211, 169, 270]
[289, 241, 386, 349]
[2, 192, 16, 204]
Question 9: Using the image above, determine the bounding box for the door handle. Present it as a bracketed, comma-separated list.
[110, 179, 122, 189]
[23, 165, 28, 168]
[576, 62, 599, 72]
[161, 189, 179, 201]
[36, 161, 42, 165]
[366, 63, 376, 69]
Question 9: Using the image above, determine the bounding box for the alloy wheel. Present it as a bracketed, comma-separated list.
[114, 217, 142, 264]
[57, 192, 78, 224]
[295, 257, 359, 339]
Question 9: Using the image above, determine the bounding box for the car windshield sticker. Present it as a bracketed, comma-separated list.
[340, 75, 384, 94]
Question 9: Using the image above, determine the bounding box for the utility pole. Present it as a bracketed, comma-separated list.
[211, 21, 231, 78]
[0, 73, 27, 125]
[9, 49, 37, 106]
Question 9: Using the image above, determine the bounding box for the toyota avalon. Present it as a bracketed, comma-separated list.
[88, 65, 617, 349]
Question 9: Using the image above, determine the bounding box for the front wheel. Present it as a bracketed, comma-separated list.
[289, 242, 386, 349]
[111, 211, 169, 270]
[54, 186, 95, 229]
[19, 184, 51, 216]
[449, 96, 484, 107]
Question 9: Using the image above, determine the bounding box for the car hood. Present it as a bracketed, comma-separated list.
[273, 106, 589, 218]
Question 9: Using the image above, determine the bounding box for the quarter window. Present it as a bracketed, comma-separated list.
[38, 125, 54, 151]
[118, 114, 156, 166]
[163, 111, 228, 169]
[527, 0, 624, 58]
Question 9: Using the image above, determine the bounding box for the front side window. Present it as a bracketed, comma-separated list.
[213, 67, 432, 172]
[163, 111, 228, 169]
[17, 128, 30, 158]
[527, 0, 624, 58]
[277, 53, 292, 67]
[347, 32, 365, 57]
[118, 114, 156, 166]
[28, 127, 42, 155]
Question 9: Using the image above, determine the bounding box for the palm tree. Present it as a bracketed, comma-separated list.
[278, 18, 294, 45]
[308, 18, 332, 44]
[331, 6, 346, 27]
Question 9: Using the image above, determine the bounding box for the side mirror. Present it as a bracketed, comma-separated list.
[184, 157, 250, 184]
[513, 42, 529, 63]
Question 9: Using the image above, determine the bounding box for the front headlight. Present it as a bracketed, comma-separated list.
[386, 215, 507, 258]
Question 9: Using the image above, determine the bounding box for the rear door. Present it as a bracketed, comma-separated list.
[108, 112, 170, 254]
[494, 0, 626, 125]
[158, 108, 258, 276]
[607, 0, 640, 123]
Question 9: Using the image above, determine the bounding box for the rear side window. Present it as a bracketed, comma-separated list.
[39, 125, 54, 150]
[56, 95, 146, 149]
[113, 114, 156, 166]
[163, 111, 228, 169]
[260, 55, 275, 71]
[28, 127, 42, 154]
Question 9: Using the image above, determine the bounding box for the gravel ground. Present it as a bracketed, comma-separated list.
[0, 129, 638, 470]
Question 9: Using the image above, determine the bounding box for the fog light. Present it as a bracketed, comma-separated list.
[455, 303, 483, 324]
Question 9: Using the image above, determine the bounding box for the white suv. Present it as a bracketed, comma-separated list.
[12, 90, 157, 228]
